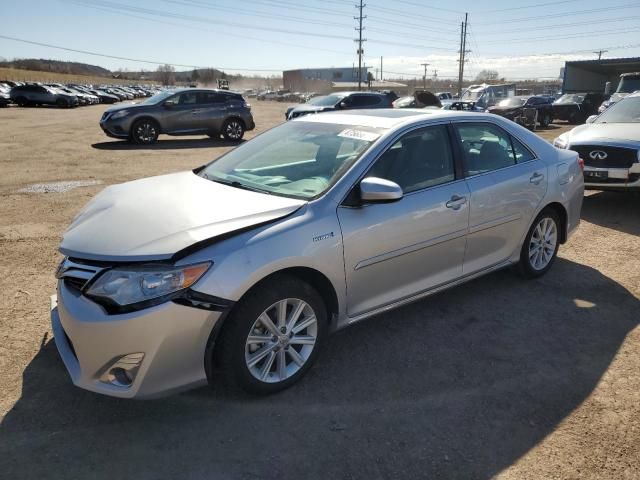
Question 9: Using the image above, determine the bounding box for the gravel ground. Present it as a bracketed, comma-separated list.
[0, 103, 638, 479]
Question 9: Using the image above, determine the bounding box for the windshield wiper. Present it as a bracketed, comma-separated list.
[210, 178, 272, 195]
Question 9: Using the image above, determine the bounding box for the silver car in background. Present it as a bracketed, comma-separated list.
[554, 92, 640, 190]
[51, 110, 584, 398]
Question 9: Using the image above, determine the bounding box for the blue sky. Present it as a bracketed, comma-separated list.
[1, 0, 639, 81]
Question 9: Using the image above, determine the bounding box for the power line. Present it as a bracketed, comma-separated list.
[474, 2, 640, 25]
[0, 34, 284, 72]
[480, 0, 585, 14]
[474, 15, 640, 35]
[63, 2, 349, 55]
[68, 0, 354, 40]
[480, 27, 640, 45]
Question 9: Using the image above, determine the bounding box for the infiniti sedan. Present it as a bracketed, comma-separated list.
[51, 110, 584, 398]
[554, 92, 640, 190]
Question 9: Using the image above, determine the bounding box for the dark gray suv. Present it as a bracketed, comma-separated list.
[10, 84, 79, 108]
[100, 88, 255, 144]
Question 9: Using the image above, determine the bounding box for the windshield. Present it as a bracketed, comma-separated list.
[556, 94, 584, 104]
[137, 90, 175, 105]
[596, 96, 640, 123]
[461, 89, 483, 101]
[498, 98, 525, 107]
[617, 76, 640, 94]
[199, 121, 385, 199]
[307, 95, 343, 107]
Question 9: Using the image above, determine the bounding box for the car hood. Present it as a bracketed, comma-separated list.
[105, 102, 141, 112]
[59, 171, 306, 262]
[290, 104, 334, 114]
[566, 123, 640, 144]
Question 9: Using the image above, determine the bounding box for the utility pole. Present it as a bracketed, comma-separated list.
[420, 63, 430, 89]
[380, 56, 383, 82]
[457, 13, 469, 97]
[354, 0, 367, 91]
[432, 69, 438, 81]
[593, 50, 607, 60]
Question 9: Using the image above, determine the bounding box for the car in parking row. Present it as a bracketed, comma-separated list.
[99, 88, 255, 144]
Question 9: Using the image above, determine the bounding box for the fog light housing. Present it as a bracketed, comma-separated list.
[99, 352, 144, 387]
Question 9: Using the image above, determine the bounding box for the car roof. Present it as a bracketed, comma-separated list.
[293, 108, 499, 129]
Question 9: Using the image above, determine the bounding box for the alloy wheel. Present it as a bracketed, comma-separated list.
[528, 217, 557, 270]
[244, 298, 318, 384]
[225, 121, 243, 140]
[135, 122, 157, 144]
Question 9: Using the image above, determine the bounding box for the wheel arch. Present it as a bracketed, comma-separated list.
[203, 266, 340, 380]
[131, 115, 162, 134]
[223, 115, 246, 129]
[542, 201, 568, 244]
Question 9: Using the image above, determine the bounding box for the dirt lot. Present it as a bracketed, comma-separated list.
[0, 103, 638, 479]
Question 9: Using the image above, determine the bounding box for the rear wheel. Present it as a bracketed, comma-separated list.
[15, 96, 28, 107]
[56, 98, 67, 108]
[214, 275, 327, 394]
[519, 209, 560, 278]
[541, 113, 551, 128]
[131, 119, 159, 144]
[222, 118, 245, 141]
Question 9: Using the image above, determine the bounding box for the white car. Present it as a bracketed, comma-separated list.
[554, 92, 640, 191]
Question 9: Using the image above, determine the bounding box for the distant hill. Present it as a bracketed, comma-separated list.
[0, 58, 112, 77]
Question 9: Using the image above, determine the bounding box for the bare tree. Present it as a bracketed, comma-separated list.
[156, 64, 175, 86]
[475, 69, 500, 82]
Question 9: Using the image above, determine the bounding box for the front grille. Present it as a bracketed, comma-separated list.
[570, 145, 638, 169]
[64, 277, 87, 292]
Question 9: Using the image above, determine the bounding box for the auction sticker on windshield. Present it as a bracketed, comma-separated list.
[338, 129, 381, 142]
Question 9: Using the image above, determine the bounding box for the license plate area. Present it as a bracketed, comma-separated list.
[584, 170, 608, 181]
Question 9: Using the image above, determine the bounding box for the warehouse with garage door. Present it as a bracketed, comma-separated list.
[562, 57, 640, 93]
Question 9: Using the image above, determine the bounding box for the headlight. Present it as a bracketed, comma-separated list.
[553, 136, 569, 149]
[110, 110, 130, 120]
[86, 262, 211, 309]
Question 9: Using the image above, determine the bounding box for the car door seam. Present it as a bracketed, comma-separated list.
[353, 227, 468, 271]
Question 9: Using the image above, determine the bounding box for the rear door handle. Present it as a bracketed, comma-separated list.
[446, 195, 467, 210]
[530, 172, 544, 184]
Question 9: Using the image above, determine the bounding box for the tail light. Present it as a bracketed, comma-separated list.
[577, 157, 585, 170]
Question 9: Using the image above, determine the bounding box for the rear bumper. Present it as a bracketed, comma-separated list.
[584, 165, 640, 191]
[51, 281, 223, 398]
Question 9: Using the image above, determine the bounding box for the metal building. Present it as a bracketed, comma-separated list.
[562, 57, 640, 93]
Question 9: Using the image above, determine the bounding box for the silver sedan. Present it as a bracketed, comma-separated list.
[51, 109, 584, 398]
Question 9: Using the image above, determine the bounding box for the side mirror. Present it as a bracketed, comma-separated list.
[360, 177, 403, 203]
[163, 101, 176, 108]
[338, 101, 348, 109]
[586, 115, 598, 124]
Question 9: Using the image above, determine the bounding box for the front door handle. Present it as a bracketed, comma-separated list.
[191, 109, 201, 114]
[446, 195, 467, 210]
[530, 172, 544, 184]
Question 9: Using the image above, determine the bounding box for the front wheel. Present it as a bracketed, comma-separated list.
[131, 119, 159, 144]
[519, 209, 560, 278]
[221, 118, 245, 141]
[214, 275, 327, 394]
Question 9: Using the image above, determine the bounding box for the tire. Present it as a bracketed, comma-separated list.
[214, 275, 328, 394]
[518, 208, 561, 278]
[541, 113, 551, 128]
[15, 96, 27, 107]
[131, 118, 160, 144]
[56, 98, 67, 108]
[221, 118, 245, 141]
